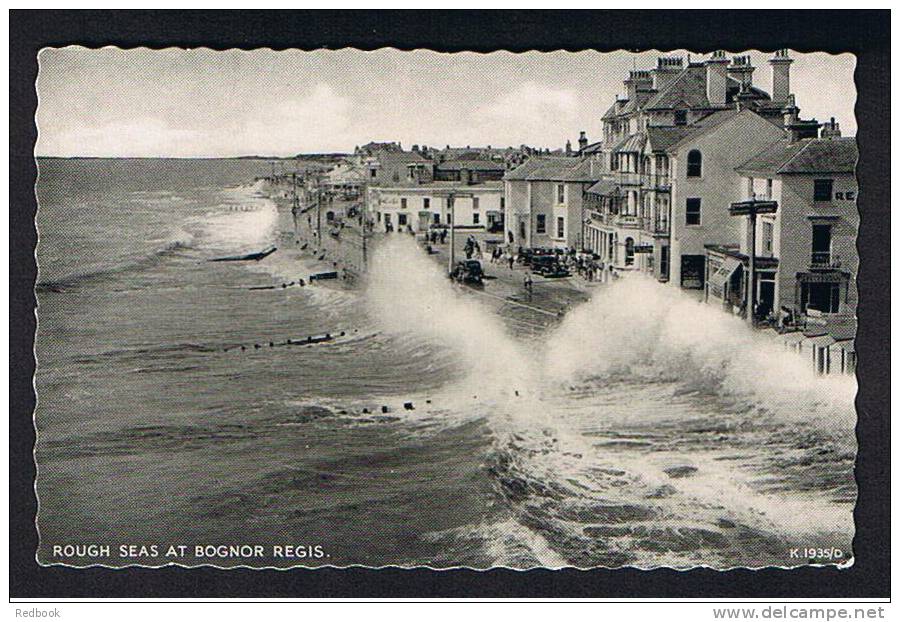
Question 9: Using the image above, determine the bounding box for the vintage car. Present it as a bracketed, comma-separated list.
[452, 260, 484, 284]
[519, 247, 563, 266]
[530, 254, 570, 278]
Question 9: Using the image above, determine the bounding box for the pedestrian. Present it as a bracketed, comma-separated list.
[508, 253, 515, 270]
[524, 271, 533, 293]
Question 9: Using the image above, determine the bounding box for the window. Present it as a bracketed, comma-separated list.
[398, 213, 407, 226]
[536, 214, 547, 234]
[660, 245, 670, 279]
[802, 282, 841, 314]
[433, 213, 440, 224]
[687, 150, 702, 177]
[762, 221, 774, 256]
[400, 198, 407, 210]
[473, 197, 479, 210]
[685, 198, 701, 226]
[370, 169, 377, 178]
[674, 110, 687, 126]
[814, 179, 834, 202]
[473, 213, 480, 225]
[423, 197, 430, 209]
[766, 179, 774, 200]
[500, 197, 506, 209]
[557, 184, 566, 204]
[812, 223, 832, 266]
[557, 216, 565, 239]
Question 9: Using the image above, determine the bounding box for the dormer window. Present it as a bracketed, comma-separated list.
[674, 110, 687, 126]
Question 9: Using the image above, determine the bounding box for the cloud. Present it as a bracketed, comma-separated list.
[38, 117, 205, 158]
[238, 83, 353, 155]
[477, 81, 581, 140]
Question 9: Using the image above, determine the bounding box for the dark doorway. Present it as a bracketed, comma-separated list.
[680, 255, 705, 289]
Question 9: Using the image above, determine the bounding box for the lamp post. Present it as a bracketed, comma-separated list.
[729, 195, 777, 327]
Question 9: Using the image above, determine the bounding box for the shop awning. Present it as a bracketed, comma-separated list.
[707, 257, 742, 298]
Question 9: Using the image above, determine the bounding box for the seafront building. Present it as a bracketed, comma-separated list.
[704, 120, 858, 373]
[578, 51, 810, 287]
[367, 157, 505, 233]
[503, 156, 603, 249]
[496, 49, 857, 374]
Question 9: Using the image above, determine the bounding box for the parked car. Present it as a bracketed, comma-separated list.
[530, 255, 570, 278]
[452, 260, 484, 284]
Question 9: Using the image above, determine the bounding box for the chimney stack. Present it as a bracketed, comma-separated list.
[782, 94, 801, 142]
[652, 56, 684, 92]
[706, 50, 730, 106]
[768, 49, 793, 104]
[728, 55, 755, 92]
[565, 140, 573, 157]
[821, 117, 842, 138]
[578, 131, 588, 152]
[624, 70, 652, 102]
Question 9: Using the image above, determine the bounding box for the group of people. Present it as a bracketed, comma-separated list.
[463, 235, 481, 260]
[488, 245, 518, 270]
[426, 228, 448, 245]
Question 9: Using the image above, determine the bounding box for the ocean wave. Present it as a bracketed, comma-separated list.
[36, 229, 196, 292]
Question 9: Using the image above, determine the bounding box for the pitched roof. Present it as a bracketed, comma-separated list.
[638, 109, 743, 154]
[645, 126, 696, 152]
[375, 150, 427, 164]
[613, 132, 647, 153]
[644, 65, 711, 110]
[738, 137, 858, 175]
[601, 101, 621, 120]
[503, 157, 575, 181]
[586, 178, 623, 196]
[558, 158, 605, 182]
[580, 141, 603, 154]
[643, 64, 771, 111]
[436, 159, 504, 171]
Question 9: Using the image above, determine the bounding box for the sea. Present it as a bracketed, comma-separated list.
[34, 158, 858, 569]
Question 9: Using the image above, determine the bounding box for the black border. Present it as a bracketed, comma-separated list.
[10, 9, 890, 599]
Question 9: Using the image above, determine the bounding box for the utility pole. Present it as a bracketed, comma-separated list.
[447, 193, 456, 276]
[747, 211, 757, 327]
[316, 184, 323, 247]
[361, 225, 368, 270]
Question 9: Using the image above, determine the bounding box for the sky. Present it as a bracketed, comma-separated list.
[35, 47, 856, 158]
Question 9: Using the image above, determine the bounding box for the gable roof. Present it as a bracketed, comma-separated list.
[738, 137, 858, 175]
[503, 156, 603, 182]
[503, 157, 574, 181]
